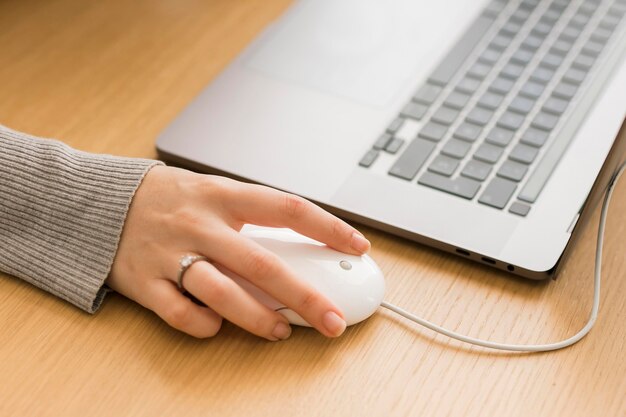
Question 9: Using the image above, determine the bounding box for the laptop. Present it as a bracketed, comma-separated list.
[157, 0, 626, 279]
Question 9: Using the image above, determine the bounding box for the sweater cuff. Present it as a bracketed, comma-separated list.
[0, 125, 164, 313]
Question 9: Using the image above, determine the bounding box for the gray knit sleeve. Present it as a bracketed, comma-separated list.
[0, 125, 163, 313]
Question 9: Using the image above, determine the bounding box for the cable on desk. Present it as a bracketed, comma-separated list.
[381, 160, 626, 352]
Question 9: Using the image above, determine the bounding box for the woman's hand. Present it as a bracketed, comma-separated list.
[106, 166, 371, 340]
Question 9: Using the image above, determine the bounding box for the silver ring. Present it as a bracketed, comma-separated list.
[177, 255, 208, 290]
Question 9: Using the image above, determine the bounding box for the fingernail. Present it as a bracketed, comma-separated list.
[350, 232, 371, 253]
[272, 322, 292, 340]
[323, 311, 346, 337]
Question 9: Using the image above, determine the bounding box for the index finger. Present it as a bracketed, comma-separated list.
[203, 228, 348, 338]
[227, 183, 371, 255]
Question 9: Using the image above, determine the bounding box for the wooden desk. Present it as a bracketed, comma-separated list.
[1, 1, 624, 416]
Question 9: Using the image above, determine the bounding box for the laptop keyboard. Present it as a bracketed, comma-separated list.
[358, 0, 626, 216]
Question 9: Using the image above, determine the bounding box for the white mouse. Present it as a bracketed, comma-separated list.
[219, 225, 386, 327]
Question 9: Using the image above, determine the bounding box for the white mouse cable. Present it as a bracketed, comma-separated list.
[380, 160, 626, 352]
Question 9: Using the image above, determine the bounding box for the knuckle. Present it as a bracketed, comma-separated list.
[299, 290, 322, 311]
[330, 217, 347, 239]
[175, 208, 205, 231]
[283, 193, 310, 220]
[188, 316, 223, 339]
[199, 317, 223, 338]
[252, 316, 269, 335]
[198, 175, 236, 200]
[163, 302, 192, 329]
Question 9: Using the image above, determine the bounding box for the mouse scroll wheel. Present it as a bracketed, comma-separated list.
[339, 260, 352, 270]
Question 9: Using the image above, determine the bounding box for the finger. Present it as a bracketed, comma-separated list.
[204, 229, 347, 338]
[147, 279, 223, 338]
[183, 261, 292, 341]
[227, 184, 370, 255]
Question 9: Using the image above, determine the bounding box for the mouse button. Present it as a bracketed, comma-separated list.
[339, 260, 352, 270]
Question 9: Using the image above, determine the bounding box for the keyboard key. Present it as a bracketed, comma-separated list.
[489, 77, 515, 94]
[531, 112, 559, 131]
[550, 39, 572, 55]
[413, 83, 442, 105]
[466, 106, 494, 126]
[599, 14, 621, 30]
[519, 80, 545, 98]
[540, 53, 564, 69]
[418, 122, 448, 142]
[500, 20, 522, 37]
[418, 172, 481, 199]
[385, 138, 405, 154]
[578, 3, 597, 16]
[373, 133, 392, 149]
[497, 160, 528, 182]
[510, 7, 532, 23]
[478, 177, 517, 208]
[581, 40, 604, 57]
[497, 111, 525, 130]
[441, 139, 472, 159]
[477, 91, 505, 109]
[387, 117, 405, 134]
[509, 143, 538, 164]
[428, 155, 460, 176]
[490, 34, 511, 51]
[461, 160, 492, 181]
[359, 149, 379, 167]
[429, 15, 495, 86]
[553, 81, 578, 100]
[508, 95, 535, 114]
[509, 201, 531, 216]
[431, 106, 460, 125]
[467, 62, 492, 79]
[572, 54, 595, 71]
[570, 12, 591, 28]
[549, 0, 568, 11]
[521, 34, 543, 51]
[484, 0, 507, 17]
[486, 127, 515, 147]
[501, 62, 525, 80]
[520, 127, 549, 147]
[530, 67, 554, 84]
[444, 91, 471, 110]
[453, 122, 482, 142]
[520, 0, 539, 10]
[560, 25, 582, 42]
[511, 48, 535, 65]
[542, 96, 568, 115]
[591, 27, 613, 44]
[531, 21, 552, 37]
[455, 77, 481, 94]
[563, 68, 586, 85]
[474, 143, 503, 164]
[479, 48, 502, 64]
[608, 3, 626, 17]
[401, 102, 428, 120]
[519, 98, 598, 202]
[542, 8, 560, 23]
[389, 138, 436, 180]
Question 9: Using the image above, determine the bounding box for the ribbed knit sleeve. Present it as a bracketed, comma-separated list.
[0, 125, 163, 313]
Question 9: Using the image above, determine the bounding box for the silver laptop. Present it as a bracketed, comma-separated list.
[157, 0, 626, 279]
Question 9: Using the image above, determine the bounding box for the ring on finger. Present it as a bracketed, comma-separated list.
[177, 254, 209, 290]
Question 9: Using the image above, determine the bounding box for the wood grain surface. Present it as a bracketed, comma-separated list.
[0, 1, 624, 416]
